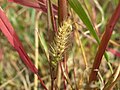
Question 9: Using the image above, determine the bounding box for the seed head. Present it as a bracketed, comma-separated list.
[50, 19, 72, 68]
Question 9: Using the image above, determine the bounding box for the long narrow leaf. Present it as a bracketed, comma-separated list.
[0, 8, 37, 73]
[8, 0, 58, 15]
[68, 0, 111, 69]
[68, 0, 116, 84]
[0, 7, 47, 90]
[68, 0, 111, 61]
[68, 0, 99, 43]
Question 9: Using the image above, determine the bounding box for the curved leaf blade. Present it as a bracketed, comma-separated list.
[0, 7, 47, 90]
[8, 0, 58, 15]
[68, 0, 99, 43]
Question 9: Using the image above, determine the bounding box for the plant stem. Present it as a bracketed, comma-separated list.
[34, 12, 41, 90]
[58, 0, 68, 25]
[58, 0, 68, 90]
[89, 1, 120, 85]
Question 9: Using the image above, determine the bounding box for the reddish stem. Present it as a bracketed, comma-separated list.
[89, 1, 120, 84]
[58, 0, 68, 25]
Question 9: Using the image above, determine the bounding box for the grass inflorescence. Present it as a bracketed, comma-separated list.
[50, 18, 72, 68]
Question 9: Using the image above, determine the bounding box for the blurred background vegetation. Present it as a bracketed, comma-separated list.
[0, 0, 120, 90]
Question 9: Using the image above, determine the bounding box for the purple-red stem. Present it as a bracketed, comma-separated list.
[48, 0, 57, 32]
[58, 0, 68, 25]
[89, 1, 120, 84]
[58, 0, 68, 89]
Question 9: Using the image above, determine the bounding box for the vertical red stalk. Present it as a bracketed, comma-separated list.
[58, 0, 68, 25]
[58, 0, 68, 89]
[48, 0, 57, 32]
[89, 1, 120, 84]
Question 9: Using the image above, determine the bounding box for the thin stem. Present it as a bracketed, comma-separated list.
[48, 0, 57, 32]
[89, 1, 120, 85]
[34, 12, 41, 90]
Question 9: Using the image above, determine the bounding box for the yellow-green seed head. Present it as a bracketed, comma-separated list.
[50, 19, 72, 67]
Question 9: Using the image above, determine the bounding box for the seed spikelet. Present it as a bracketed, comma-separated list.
[50, 19, 72, 68]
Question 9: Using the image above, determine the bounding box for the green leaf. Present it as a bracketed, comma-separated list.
[68, 0, 100, 43]
[68, 0, 113, 72]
